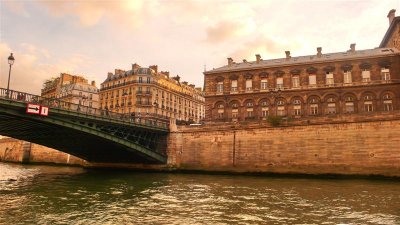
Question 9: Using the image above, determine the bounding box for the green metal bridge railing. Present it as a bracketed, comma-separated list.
[0, 88, 169, 131]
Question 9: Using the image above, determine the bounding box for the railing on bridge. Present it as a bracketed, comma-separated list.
[0, 88, 169, 130]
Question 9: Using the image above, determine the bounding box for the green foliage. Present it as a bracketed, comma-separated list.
[267, 116, 283, 127]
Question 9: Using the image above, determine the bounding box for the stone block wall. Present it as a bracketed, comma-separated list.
[0, 138, 86, 166]
[167, 119, 400, 176]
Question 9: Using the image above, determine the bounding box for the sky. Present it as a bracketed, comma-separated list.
[0, 0, 399, 94]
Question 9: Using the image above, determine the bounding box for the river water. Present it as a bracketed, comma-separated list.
[0, 162, 399, 225]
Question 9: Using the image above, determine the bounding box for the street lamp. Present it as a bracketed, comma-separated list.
[7, 53, 15, 97]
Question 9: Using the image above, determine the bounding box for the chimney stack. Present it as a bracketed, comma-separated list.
[107, 72, 113, 79]
[388, 9, 396, 25]
[227, 57, 233, 66]
[285, 51, 291, 60]
[91, 80, 96, 87]
[149, 65, 158, 73]
[243, 59, 247, 63]
[350, 43, 356, 53]
[255, 54, 261, 63]
[132, 63, 140, 70]
[317, 47, 322, 57]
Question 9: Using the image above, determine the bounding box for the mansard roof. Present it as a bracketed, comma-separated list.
[204, 48, 400, 74]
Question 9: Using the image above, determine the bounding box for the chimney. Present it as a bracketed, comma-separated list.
[285, 51, 291, 60]
[350, 43, 356, 53]
[388, 9, 396, 25]
[107, 72, 113, 79]
[91, 80, 96, 87]
[243, 59, 247, 63]
[149, 65, 158, 73]
[162, 71, 169, 77]
[255, 54, 261, 63]
[227, 57, 233, 66]
[317, 47, 322, 57]
[132, 63, 140, 70]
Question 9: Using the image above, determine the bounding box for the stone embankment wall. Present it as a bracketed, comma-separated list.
[0, 138, 86, 166]
[167, 119, 400, 177]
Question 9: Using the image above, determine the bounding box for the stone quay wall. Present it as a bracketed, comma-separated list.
[167, 119, 400, 177]
[1, 118, 399, 177]
[0, 138, 87, 166]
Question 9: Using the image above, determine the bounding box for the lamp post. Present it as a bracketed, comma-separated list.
[7, 53, 15, 98]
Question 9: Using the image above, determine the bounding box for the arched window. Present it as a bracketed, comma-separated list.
[345, 96, 355, 113]
[276, 100, 286, 116]
[383, 93, 393, 111]
[293, 99, 301, 116]
[364, 95, 373, 112]
[327, 97, 336, 114]
[260, 100, 269, 117]
[309, 97, 319, 115]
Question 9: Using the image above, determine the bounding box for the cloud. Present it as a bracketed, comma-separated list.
[3, 1, 29, 17]
[228, 35, 303, 62]
[36, 0, 158, 29]
[0, 42, 93, 95]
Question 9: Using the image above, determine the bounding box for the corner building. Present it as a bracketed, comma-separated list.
[99, 64, 205, 125]
[204, 11, 400, 122]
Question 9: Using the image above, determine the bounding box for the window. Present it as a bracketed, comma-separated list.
[310, 104, 318, 115]
[292, 76, 300, 88]
[246, 102, 253, 107]
[362, 70, 371, 82]
[231, 80, 238, 92]
[327, 103, 336, 114]
[276, 78, 283, 89]
[261, 101, 268, 107]
[364, 101, 373, 112]
[344, 71, 352, 84]
[326, 72, 334, 86]
[232, 110, 238, 118]
[246, 79, 252, 91]
[293, 99, 301, 116]
[218, 112, 224, 119]
[381, 68, 390, 81]
[261, 79, 268, 90]
[217, 82, 223, 93]
[218, 104, 224, 108]
[147, 77, 151, 83]
[261, 108, 269, 117]
[277, 106, 285, 116]
[309, 74, 316, 86]
[139, 77, 143, 83]
[345, 102, 354, 113]
[247, 111, 253, 118]
[231, 103, 238, 108]
[383, 94, 393, 111]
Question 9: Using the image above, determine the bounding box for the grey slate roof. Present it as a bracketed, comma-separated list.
[205, 48, 400, 74]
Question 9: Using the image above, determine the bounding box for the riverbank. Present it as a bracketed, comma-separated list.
[1, 118, 400, 178]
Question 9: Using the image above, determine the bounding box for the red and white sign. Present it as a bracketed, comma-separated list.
[40, 106, 49, 116]
[26, 103, 40, 114]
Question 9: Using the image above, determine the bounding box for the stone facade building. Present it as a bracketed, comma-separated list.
[204, 11, 400, 122]
[99, 64, 205, 124]
[41, 73, 99, 111]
